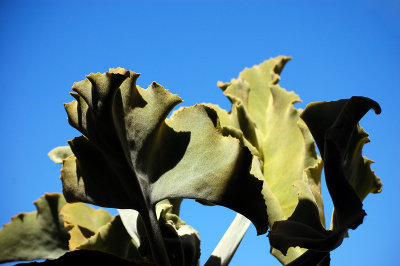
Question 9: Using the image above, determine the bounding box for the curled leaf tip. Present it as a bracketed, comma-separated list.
[271, 96, 382, 263]
[348, 96, 381, 115]
[48, 146, 73, 164]
[272, 56, 292, 75]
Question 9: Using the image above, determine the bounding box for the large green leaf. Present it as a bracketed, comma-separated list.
[210, 57, 324, 263]
[0, 193, 70, 263]
[268, 97, 381, 261]
[60, 68, 267, 233]
[57, 68, 268, 265]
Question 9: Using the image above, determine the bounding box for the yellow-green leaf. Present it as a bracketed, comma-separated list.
[212, 57, 324, 263]
[77, 215, 141, 260]
[61, 203, 112, 250]
[61, 202, 141, 260]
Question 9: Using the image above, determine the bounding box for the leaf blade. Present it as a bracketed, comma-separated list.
[0, 193, 70, 263]
[215, 57, 324, 263]
[60, 69, 268, 237]
[268, 96, 382, 258]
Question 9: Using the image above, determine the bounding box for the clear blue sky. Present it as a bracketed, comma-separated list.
[0, 1, 399, 265]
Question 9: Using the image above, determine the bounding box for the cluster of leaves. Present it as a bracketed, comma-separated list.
[0, 57, 381, 265]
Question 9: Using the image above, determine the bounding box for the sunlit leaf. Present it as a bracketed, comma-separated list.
[60, 202, 141, 260]
[78, 215, 141, 259]
[211, 57, 324, 263]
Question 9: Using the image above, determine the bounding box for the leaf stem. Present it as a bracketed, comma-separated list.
[141, 205, 171, 266]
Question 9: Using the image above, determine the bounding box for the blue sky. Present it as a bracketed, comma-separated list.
[0, 1, 399, 265]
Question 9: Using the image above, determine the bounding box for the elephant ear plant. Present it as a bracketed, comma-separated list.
[0, 57, 382, 265]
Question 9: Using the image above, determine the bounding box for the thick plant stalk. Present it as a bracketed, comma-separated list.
[141, 206, 171, 266]
[205, 213, 251, 266]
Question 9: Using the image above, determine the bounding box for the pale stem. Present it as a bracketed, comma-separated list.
[205, 213, 251, 266]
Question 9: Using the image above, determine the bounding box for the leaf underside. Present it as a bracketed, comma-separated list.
[60, 68, 268, 235]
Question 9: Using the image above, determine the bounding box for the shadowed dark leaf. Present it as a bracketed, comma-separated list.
[268, 96, 381, 262]
[15, 250, 157, 266]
